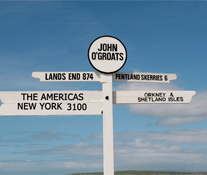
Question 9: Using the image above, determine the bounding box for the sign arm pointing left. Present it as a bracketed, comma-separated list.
[0, 91, 103, 116]
[32, 72, 101, 82]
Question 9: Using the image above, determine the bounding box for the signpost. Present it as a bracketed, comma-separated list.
[0, 36, 196, 175]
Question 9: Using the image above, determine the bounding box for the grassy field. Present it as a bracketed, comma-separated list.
[68, 170, 207, 175]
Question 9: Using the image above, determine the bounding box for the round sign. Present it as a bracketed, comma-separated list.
[88, 36, 127, 74]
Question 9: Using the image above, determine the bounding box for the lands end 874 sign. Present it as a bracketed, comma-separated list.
[88, 36, 127, 74]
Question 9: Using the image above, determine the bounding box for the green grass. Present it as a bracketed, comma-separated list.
[68, 170, 207, 175]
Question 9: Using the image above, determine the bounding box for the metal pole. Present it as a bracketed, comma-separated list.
[101, 74, 114, 175]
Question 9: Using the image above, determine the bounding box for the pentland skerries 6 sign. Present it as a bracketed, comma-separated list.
[88, 36, 127, 74]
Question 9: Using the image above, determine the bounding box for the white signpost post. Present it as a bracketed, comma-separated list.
[0, 36, 196, 175]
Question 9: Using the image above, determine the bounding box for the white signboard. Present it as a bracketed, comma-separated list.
[113, 91, 196, 104]
[88, 36, 127, 74]
[32, 72, 100, 82]
[0, 91, 102, 116]
[113, 72, 177, 83]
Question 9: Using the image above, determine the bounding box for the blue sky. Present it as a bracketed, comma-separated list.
[0, 1, 207, 175]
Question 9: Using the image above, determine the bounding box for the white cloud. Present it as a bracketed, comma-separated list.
[113, 129, 207, 172]
[0, 160, 102, 174]
[114, 129, 207, 144]
[115, 82, 207, 126]
[5, 129, 205, 174]
[31, 130, 69, 141]
[113, 128, 207, 172]
[24, 142, 103, 157]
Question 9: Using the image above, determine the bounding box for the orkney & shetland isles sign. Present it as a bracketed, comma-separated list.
[0, 35, 196, 175]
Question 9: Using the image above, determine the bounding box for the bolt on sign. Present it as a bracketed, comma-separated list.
[0, 36, 196, 175]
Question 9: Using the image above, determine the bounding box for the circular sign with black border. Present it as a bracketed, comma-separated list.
[88, 36, 127, 74]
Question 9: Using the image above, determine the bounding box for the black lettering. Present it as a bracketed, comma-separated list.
[138, 97, 148, 102]
[119, 53, 123, 60]
[17, 103, 23, 110]
[79, 93, 84, 100]
[83, 73, 93, 80]
[68, 73, 80, 80]
[98, 52, 103, 60]
[62, 73, 66, 80]
[17, 103, 36, 110]
[52, 103, 56, 109]
[39, 102, 44, 110]
[39, 102, 62, 110]
[45, 73, 49, 80]
[67, 103, 87, 111]
[107, 53, 111, 60]
[24, 103, 29, 110]
[168, 97, 183, 102]
[98, 43, 103, 51]
[68, 93, 73, 100]
[53, 93, 59, 100]
[164, 75, 168, 81]
[89, 73, 94, 80]
[92, 52, 96, 60]
[180, 97, 184, 102]
[102, 52, 106, 60]
[21, 93, 27, 101]
[44, 103, 50, 110]
[67, 103, 72, 110]
[57, 103, 62, 110]
[111, 53, 116, 60]
[97, 44, 117, 51]
[21, 93, 38, 101]
[112, 44, 118, 51]
[45, 73, 66, 80]
[73, 94, 79, 100]
[41, 93, 53, 101]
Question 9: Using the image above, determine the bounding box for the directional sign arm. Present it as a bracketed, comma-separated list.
[113, 72, 177, 83]
[0, 91, 103, 116]
[32, 72, 101, 82]
[113, 91, 196, 104]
